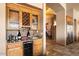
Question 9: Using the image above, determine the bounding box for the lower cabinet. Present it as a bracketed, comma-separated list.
[7, 39, 43, 56]
[7, 42, 23, 56]
[33, 39, 42, 56]
[7, 47, 23, 56]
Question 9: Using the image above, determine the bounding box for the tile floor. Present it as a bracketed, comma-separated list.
[46, 39, 79, 56]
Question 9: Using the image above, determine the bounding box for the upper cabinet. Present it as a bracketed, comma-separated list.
[7, 9, 19, 30]
[6, 3, 42, 31]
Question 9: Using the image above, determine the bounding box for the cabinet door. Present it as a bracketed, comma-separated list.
[33, 39, 42, 56]
[7, 9, 19, 30]
[31, 14, 38, 30]
[7, 42, 23, 56]
[7, 47, 23, 56]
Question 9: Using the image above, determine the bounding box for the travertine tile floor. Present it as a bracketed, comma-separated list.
[46, 39, 79, 56]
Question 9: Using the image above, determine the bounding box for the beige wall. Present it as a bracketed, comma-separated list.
[56, 9, 66, 45]
[0, 3, 6, 55]
[67, 9, 73, 17]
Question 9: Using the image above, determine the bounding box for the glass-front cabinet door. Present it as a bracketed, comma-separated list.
[7, 9, 19, 30]
[31, 14, 38, 30]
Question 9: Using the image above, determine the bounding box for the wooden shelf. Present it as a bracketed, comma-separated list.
[6, 29, 19, 31]
[22, 26, 31, 28]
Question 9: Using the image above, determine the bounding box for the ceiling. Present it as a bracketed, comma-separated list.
[46, 3, 64, 12]
[67, 3, 79, 11]
[66, 3, 79, 16]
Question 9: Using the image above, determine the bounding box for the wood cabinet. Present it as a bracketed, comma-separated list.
[6, 3, 41, 31]
[33, 39, 42, 56]
[7, 42, 23, 56]
[6, 3, 42, 56]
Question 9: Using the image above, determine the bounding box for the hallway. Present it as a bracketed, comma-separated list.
[46, 39, 79, 56]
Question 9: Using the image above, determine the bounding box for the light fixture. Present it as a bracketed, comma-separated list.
[46, 8, 56, 15]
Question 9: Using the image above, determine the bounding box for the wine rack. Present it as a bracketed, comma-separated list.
[22, 12, 30, 26]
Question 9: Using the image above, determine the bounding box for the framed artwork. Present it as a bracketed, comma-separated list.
[31, 14, 38, 30]
[22, 12, 30, 26]
[7, 9, 19, 30]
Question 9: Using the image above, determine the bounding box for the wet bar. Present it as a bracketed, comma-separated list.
[6, 3, 43, 56]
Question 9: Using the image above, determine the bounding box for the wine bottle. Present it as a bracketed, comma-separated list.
[17, 30, 21, 41]
[27, 30, 30, 37]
